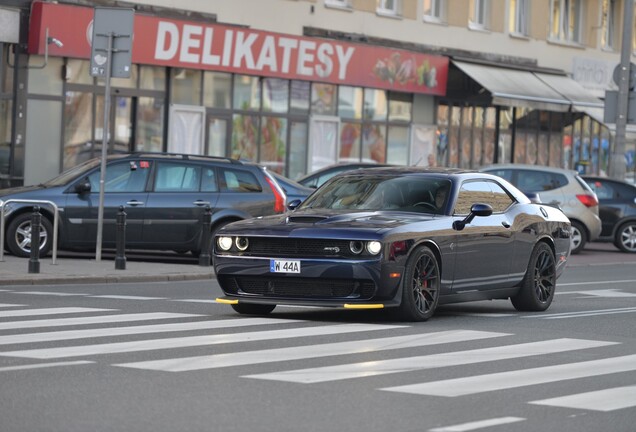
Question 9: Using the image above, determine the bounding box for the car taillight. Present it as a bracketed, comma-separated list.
[264, 175, 286, 213]
[576, 194, 598, 208]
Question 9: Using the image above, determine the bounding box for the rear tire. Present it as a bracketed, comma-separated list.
[231, 303, 276, 315]
[511, 242, 556, 312]
[397, 246, 440, 322]
[614, 221, 636, 253]
[569, 221, 587, 255]
[6, 213, 53, 258]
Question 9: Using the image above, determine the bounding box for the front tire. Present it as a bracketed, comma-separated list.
[569, 221, 587, 255]
[6, 213, 53, 258]
[511, 242, 556, 312]
[231, 303, 276, 315]
[397, 246, 440, 321]
[614, 221, 636, 253]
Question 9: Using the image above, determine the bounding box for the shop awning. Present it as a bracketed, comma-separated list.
[535, 73, 604, 109]
[453, 61, 572, 112]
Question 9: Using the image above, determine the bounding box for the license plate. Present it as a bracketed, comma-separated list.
[270, 259, 301, 273]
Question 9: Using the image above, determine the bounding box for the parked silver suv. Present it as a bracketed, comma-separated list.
[481, 164, 601, 254]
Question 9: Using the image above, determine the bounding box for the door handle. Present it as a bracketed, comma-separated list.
[501, 221, 511, 228]
[193, 201, 211, 206]
[126, 200, 144, 206]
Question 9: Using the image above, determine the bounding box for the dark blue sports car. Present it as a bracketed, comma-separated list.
[214, 168, 571, 321]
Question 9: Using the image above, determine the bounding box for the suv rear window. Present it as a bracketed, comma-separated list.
[515, 170, 567, 192]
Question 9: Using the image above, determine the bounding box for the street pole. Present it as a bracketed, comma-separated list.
[95, 32, 113, 262]
[609, 0, 634, 180]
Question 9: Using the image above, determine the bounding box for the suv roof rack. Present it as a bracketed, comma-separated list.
[124, 152, 242, 164]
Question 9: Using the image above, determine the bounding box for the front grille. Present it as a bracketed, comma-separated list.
[243, 238, 355, 258]
[219, 275, 376, 299]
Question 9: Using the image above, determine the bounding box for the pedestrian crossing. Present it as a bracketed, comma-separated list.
[0, 303, 634, 415]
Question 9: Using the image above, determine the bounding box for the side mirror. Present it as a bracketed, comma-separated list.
[453, 203, 493, 231]
[287, 199, 302, 211]
[74, 181, 91, 194]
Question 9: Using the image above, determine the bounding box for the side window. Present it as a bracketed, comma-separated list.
[488, 182, 515, 213]
[587, 180, 613, 199]
[87, 161, 150, 193]
[517, 170, 566, 192]
[154, 162, 201, 192]
[454, 181, 492, 215]
[219, 168, 263, 193]
[488, 169, 513, 182]
[201, 167, 218, 192]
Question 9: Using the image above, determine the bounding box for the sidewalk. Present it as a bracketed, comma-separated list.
[0, 254, 215, 286]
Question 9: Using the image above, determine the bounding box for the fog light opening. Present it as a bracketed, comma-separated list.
[235, 237, 249, 251]
[349, 240, 364, 254]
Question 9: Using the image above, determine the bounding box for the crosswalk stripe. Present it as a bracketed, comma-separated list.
[428, 417, 526, 432]
[114, 330, 509, 372]
[0, 323, 406, 359]
[91, 295, 167, 300]
[0, 307, 113, 318]
[244, 338, 617, 384]
[0, 361, 94, 372]
[0, 304, 25, 308]
[523, 307, 636, 319]
[0, 317, 303, 345]
[11, 291, 88, 297]
[0, 312, 201, 331]
[529, 385, 636, 412]
[381, 354, 636, 397]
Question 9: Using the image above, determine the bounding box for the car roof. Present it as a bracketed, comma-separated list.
[481, 163, 578, 176]
[106, 152, 245, 165]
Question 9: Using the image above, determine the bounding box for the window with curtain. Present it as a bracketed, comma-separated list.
[470, 0, 490, 29]
[601, 0, 618, 50]
[509, 0, 529, 35]
[549, 0, 583, 43]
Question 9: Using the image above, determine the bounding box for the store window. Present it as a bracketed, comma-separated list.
[339, 122, 361, 162]
[203, 71, 231, 109]
[338, 86, 363, 119]
[470, 0, 490, 29]
[109, 65, 138, 88]
[388, 92, 412, 122]
[423, 0, 446, 23]
[509, 0, 529, 35]
[288, 121, 308, 180]
[262, 78, 289, 113]
[231, 114, 259, 160]
[290, 80, 310, 114]
[260, 116, 287, 173]
[601, 0, 618, 50]
[364, 89, 387, 121]
[0, 99, 11, 178]
[386, 125, 409, 165]
[311, 83, 337, 115]
[362, 124, 386, 162]
[140, 66, 166, 91]
[171, 69, 202, 105]
[66, 59, 93, 85]
[448, 106, 461, 167]
[234, 75, 260, 110]
[498, 107, 513, 164]
[136, 97, 164, 152]
[549, 0, 583, 43]
[63, 91, 94, 169]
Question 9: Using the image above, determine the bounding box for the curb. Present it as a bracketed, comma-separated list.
[0, 272, 215, 286]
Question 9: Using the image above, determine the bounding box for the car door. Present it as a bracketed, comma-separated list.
[450, 180, 515, 291]
[141, 161, 219, 248]
[63, 160, 150, 248]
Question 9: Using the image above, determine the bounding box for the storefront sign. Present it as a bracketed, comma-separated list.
[28, 1, 448, 95]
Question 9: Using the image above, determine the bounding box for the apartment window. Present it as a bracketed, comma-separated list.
[470, 0, 490, 29]
[325, 0, 351, 8]
[423, 0, 446, 23]
[549, 0, 583, 43]
[601, 0, 618, 50]
[509, 0, 529, 35]
[377, 0, 401, 16]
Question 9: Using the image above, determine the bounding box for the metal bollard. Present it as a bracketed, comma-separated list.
[28, 206, 41, 274]
[198, 205, 212, 267]
[115, 206, 127, 270]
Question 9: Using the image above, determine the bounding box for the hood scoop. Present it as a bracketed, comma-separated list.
[286, 215, 328, 224]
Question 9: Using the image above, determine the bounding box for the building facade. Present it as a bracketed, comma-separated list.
[0, 0, 633, 187]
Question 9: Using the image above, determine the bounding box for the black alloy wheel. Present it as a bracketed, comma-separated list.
[231, 303, 277, 315]
[6, 213, 53, 258]
[511, 242, 556, 311]
[398, 246, 440, 321]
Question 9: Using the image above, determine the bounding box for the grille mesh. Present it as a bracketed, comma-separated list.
[243, 238, 356, 258]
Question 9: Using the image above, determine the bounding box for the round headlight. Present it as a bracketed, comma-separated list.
[366, 241, 382, 255]
[217, 236, 233, 251]
[235, 237, 249, 251]
[349, 240, 364, 255]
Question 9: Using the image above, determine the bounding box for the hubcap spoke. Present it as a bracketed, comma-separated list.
[411, 254, 438, 314]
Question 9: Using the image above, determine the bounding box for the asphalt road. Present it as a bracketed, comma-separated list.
[1, 245, 635, 432]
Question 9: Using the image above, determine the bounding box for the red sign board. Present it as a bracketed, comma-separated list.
[28, 1, 448, 95]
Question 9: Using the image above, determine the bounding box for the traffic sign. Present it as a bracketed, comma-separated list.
[604, 90, 636, 124]
[90, 7, 134, 78]
[612, 62, 636, 91]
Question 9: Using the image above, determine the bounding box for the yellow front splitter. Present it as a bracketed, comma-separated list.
[343, 303, 384, 310]
[216, 298, 238, 305]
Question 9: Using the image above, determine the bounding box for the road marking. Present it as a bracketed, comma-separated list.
[91, 295, 167, 300]
[0, 361, 94, 372]
[10, 291, 89, 297]
[559, 279, 636, 287]
[523, 307, 636, 319]
[445, 313, 515, 318]
[244, 338, 616, 384]
[0, 323, 406, 359]
[428, 417, 526, 432]
[0, 307, 113, 318]
[115, 330, 509, 372]
[381, 354, 636, 397]
[556, 289, 636, 298]
[0, 312, 201, 331]
[0, 317, 303, 345]
[529, 385, 636, 412]
[0, 304, 25, 308]
[171, 299, 219, 304]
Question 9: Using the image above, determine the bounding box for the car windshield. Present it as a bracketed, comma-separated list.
[42, 158, 102, 187]
[299, 175, 451, 214]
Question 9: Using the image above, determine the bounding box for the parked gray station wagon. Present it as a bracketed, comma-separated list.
[0, 153, 286, 258]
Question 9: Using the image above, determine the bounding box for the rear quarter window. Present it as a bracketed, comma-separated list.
[516, 170, 567, 192]
[220, 168, 263, 193]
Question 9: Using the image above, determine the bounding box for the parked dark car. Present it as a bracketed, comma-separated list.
[583, 176, 636, 253]
[297, 162, 391, 188]
[270, 172, 314, 203]
[0, 153, 286, 257]
[214, 167, 571, 321]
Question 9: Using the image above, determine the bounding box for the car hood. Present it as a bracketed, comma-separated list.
[219, 209, 439, 237]
[0, 184, 48, 199]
